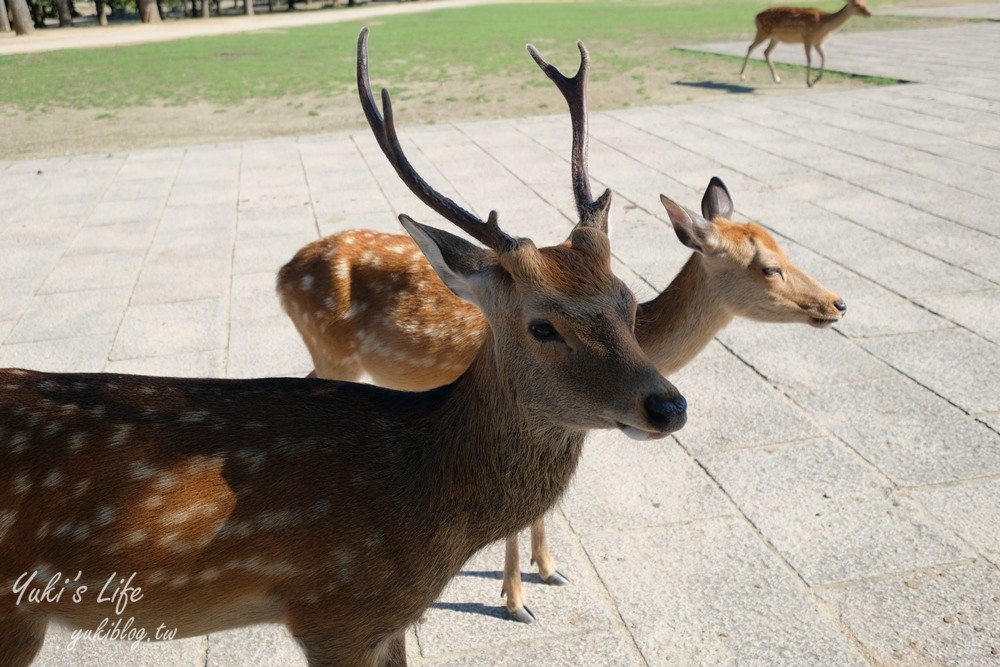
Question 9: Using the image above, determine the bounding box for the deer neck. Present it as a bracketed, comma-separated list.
[429, 339, 584, 542]
[821, 4, 855, 33]
[637, 253, 735, 377]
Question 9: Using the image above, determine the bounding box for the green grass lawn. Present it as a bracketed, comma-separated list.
[0, 0, 930, 113]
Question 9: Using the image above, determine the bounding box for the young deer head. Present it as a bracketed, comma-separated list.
[738, 0, 872, 86]
[0, 29, 685, 667]
[278, 177, 845, 622]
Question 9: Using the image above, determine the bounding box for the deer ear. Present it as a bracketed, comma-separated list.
[660, 194, 720, 255]
[399, 214, 492, 307]
[701, 177, 734, 221]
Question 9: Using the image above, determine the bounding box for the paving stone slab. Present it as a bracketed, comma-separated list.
[0, 277, 41, 321]
[0, 334, 112, 373]
[38, 252, 145, 295]
[103, 349, 227, 378]
[700, 438, 970, 584]
[789, 375, 1000, 487]
[584, 517, 868, 667]
[860, 328, 1000, 414]
[231, 270, 288, 322]
[6, 288, 130, 344]
[233, 231, 317, 277]
[560, 428, 731, 536]
[913, 478, 1000, 568]
[817, 561, 1000, 666]
[717, 319, 892, 389]
[823, 275, 950, 339]
[667, 343, 823, 455]
[918, 290, 1000, 345]
[86, 197, 165, 227]
[111, 298, 228, 361]
[420, 629, 644, 666]
[226, 315, 313, 379]
[64, 220, 158, 257]
[205, 624, 304, 667]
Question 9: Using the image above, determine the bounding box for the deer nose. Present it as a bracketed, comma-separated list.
[833, 299, 847, 315]
[644, 393, 687, 433]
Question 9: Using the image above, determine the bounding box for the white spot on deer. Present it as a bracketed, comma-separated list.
[94, 505, 116, 528]
[366, 530, 384, 547]
[168, 574, 190, 589]
[144, 495, 165, 509]
[3, 383, 19, 391]
[60, 403, 79, 416]
[71, 381, 87, 391]
[300, 274, 315, 291]
[130, 461, 157, 481]
[336, 552, 354, 583]
[335, 260, 350, 284]
[10, 432, 28, 454]
[152, 472, 178, 491]
[198, 569, 220, 582]
[0, 510, 18, 541]
[70, 523, 92, 541]
[69, 432, 86, 453]
[35, 521, 51, 540]
[12, 473, 31, 496]
[147, 570, 167, 585]
[235, 449, 267, 474]
[89, 405, 106, 419]
[139, 385, 157, 395]
[323, 296, 336, 310]
[37, 380, 61, 392]
[124, 529, 148, 545]
[178, 410, 210, 424]
[42, 470, 63, 488]
[109, 424, 132, 447]
[73, 478, 91, 497]
[53, 520, 73, 538]
[8, 369, 28, 376]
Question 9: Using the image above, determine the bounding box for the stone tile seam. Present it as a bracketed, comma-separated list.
[220, 146, 248, 379]
[410, 627, 625, 666]
[711, 107, 1000, 249]
[708, 338, 983, 574]
[781, 93, 1000, 176]
[808, 557, 984, 594]
[103, 153, 186, 372]
[545, 506, 652, 667]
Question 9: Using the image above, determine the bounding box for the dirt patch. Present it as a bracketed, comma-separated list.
[1, 54, 888, 159]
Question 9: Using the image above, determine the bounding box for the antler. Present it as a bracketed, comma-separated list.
[357, 27, 518, 254]
[526, 41, 612, 232]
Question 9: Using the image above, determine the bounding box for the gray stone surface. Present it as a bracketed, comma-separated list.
[3, 13, 999, 667]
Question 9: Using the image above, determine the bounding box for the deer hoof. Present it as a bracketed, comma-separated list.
[543, 570, 570, 586]
[507, 605, 536, 624]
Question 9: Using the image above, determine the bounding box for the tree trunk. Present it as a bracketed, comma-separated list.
[7, 0, 33, 34]
[54, 0, 71, 26]
[1, 0, 12, 32]
[243, 0, 253, 16]
[94, 0, 106, 24]
[137, 0, 161, 21]
[199, 0, 208, 18]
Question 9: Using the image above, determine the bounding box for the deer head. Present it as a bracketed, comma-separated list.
[659, 177, 846, 328]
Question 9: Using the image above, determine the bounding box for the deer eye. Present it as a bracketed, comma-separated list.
[529, 320, 562, 342]
[761, 266, 783, 278]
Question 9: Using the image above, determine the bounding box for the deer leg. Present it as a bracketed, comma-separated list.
[298, 633, 385, 667]
[501, 532, 535, 623]
[813, 43, 826, 85]
[763, 40, 781, 83]
[0, 613, 47, 667]
[804, 43, 814, 87]
[530, 518, 568, 586]
[739, 31, 768, 80]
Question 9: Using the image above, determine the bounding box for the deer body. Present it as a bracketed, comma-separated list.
[278, 178, 846, 622]
[738, 0, 872, 87]
[0, 31, 688, 666]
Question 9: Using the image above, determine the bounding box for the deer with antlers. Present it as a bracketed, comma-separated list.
[739, 0, 872, 87]
[280, 180, 846, 623]
[0, 30, 687, 667]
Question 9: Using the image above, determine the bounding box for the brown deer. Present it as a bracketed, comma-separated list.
[279, 179, 846, 622]
[0, 30, 688, 667]
[738, 0, 872, 87]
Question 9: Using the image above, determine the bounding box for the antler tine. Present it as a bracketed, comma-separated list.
[526, 41, 612, 232]
[356, 28, 518, 253]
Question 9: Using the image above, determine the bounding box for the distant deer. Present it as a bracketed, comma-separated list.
[279, 178, 846, 622]
[0, 30, 688, 667]
[739, 0, 872, 87]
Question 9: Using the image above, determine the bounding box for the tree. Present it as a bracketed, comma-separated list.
[6, 0, 33, 34]
[1, 0, 11, 32]
[137, 0, 161, 22]
[54, 0, 71, 26]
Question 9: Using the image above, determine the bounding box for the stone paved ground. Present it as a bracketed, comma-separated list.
[3, 5, 1000, 666]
